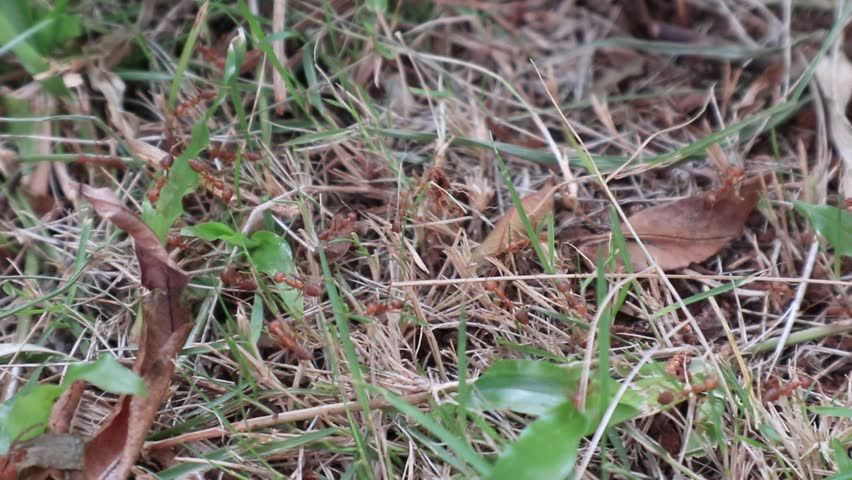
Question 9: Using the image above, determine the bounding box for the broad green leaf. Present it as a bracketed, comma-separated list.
[794, 201, 852, 257]
[831, 438, 852, 474]
[64, 354, 145, 396]
[0, 354, 143, 453]
[181, 222, 254, 248]
[488, 401, 587, 480]
[143, 121, 208, 242]
[475, 360, 579, 416]
[0, 384, 63, 452]
[475, 360, 641, 425]
[249, 231, 302, 317]
[475, 360, 644, 480]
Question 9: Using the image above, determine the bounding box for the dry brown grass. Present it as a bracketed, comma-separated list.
[1, 0, 851, 478]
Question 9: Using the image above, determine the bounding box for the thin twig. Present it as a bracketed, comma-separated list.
[144, 381, 460, 450]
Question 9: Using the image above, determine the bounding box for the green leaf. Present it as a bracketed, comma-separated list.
[475, 360, 643, 480]
[0, 384, 63, 452]
[811, 406, 852, 418]
[64, 354, 146, 396]
[181, 222, 254, 248]
[488, 401, 586, 480]
[143, 121, 208, 242]
[831, 438, 852, 474]
[474, 360, 641, 425]
[0, 354, 144, 454]
[475, 360, 580, 416]
[794, 201, 852, 257]
[248, 231, 302, 317]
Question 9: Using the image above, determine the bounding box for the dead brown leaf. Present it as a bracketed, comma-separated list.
[471, 181, 556, 267]
[83, 293, 191, 480]
[582, 175, 765, 271]
[75, 186, 191, 480]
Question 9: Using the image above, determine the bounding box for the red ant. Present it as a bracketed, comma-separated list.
[664, 352, 691, 381]
[506, 239, 531, 254]
[484, 280, 530, 324]
[147, 176, 169, 204]
[198, 45, 226, 70]
[268, 320, 312, 360]
[365, 299, 405, 316]
[166, 234, 190, 250]
[221, 187, 234, 204]
[208, 146, 237, 162]
[763, 377, 813, 403]
[318, 212, 358, 241]
[658, 375, 719, 405]
[484, 280, 515, 310]
[77, 154, 126, 170]
[189, 159, 234, 204]
[174, 89, 218, 118]
[274, 273, 324, 297]
[221, 268, 257, 291]
[207, 147, 262, 163]
[188, 159, 213, 175]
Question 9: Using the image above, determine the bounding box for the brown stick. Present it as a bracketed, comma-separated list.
[144, 382, 459, 450]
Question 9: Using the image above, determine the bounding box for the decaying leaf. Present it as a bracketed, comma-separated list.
[471, 181, 556, 267]
[7, 434, 85, 472]
[582, 175, 765, 271]
[816, 52, 852, 200]
[75, 186, 191, 479]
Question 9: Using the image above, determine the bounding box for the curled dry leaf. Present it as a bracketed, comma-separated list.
[83, 293, 191, 480]
[43, 186, 192, 480]
[471, 181, 556, 267]
[582, 175, 765, 271]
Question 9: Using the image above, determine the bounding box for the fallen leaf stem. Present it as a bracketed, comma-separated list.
[144, 381, 462, 451]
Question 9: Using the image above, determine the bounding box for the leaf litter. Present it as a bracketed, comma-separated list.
[471, 180, 556, 268]
[3, 1, 851, 479]
[582, 173, 766, 271]
[17, 186, 192, 479]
